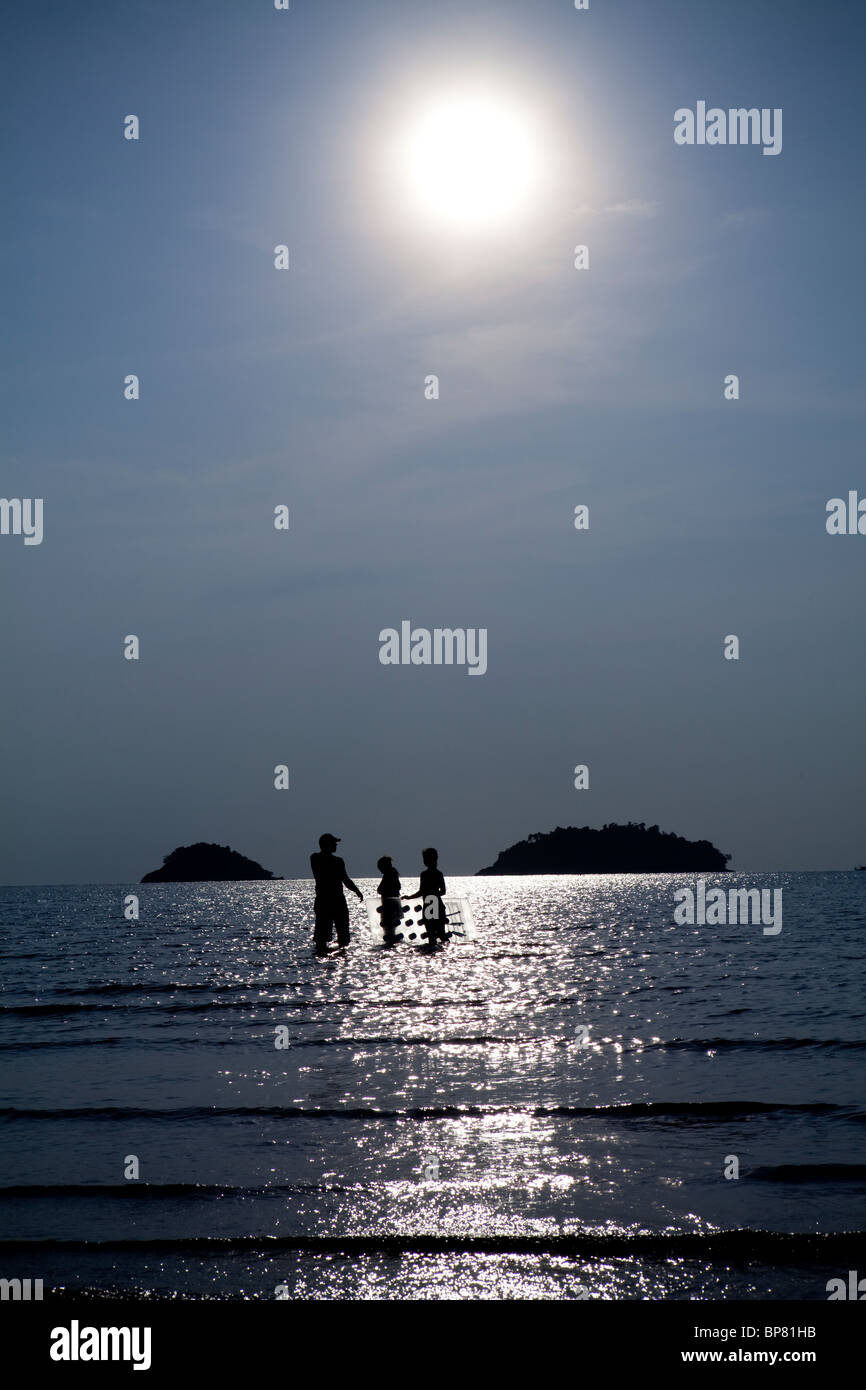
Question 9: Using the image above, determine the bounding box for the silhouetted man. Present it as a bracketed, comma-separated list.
[310, 833, 363, 951]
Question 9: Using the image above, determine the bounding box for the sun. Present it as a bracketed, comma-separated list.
[400, 92, 537, 231]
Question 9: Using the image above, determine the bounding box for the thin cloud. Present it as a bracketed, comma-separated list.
[722, 207, 769, 230]
[573, 199, 661, 219]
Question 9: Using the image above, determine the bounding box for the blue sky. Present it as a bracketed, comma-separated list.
[2, 0, 864, 881]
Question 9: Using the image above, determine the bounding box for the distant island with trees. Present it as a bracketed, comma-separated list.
[477, 823, 731, 874]
[141, 843, 277, 883]
[141, 824, 731, 882]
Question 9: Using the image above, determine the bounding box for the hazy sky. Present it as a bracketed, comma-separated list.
[3, 0, 864, 883]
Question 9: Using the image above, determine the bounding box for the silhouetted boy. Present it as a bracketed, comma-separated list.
[376, 855, 402, 943]
[404, 847, 448, 944]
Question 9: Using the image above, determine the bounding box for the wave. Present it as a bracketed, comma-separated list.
[0, 1100, 853, 1122]
[0, 1230, 862, 1260]
[749, 1164, 866, 1183]
[643, 1037, 866, 1052]
[6, 1166, 865, 1199]
[1, 1022, 863, 1053]
[0, 997, 483, 1017]
[0, 1183, 342, 1198]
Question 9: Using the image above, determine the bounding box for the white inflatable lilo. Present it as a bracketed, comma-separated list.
[366, 897, 477, 944]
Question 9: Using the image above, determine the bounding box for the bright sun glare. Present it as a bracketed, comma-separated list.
[401, 93, 537, 230]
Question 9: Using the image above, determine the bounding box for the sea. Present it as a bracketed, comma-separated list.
[1, 872, 864, 1301]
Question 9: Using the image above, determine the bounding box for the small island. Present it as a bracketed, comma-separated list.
[141, 842, 277, 883]
[477, 822, 731, 875]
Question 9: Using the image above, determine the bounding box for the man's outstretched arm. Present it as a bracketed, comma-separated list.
[341, 864, 363, 899]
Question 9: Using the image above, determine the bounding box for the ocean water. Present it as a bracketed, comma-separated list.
[0, 872, 864, 1301]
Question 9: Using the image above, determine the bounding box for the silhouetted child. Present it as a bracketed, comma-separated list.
[376, 855, 402, 942]
[404, 847, 448, 944]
